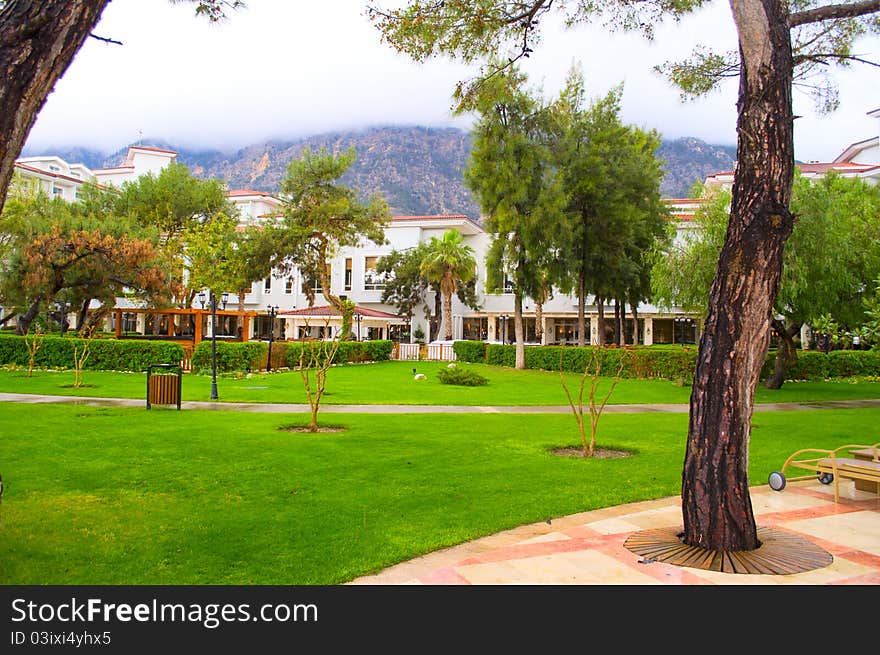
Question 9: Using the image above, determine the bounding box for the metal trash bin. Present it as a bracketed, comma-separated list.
[146, 364, 182, 410]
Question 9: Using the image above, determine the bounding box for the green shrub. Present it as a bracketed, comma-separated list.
[0, 334, 183, 371]
[453, 340, 488, 363]
[192, 340, 266, 373]
[760, 348, 880, 380]
[486, 343, 699, 380]
[361, 340, 394, 362]
[826, 350, 880, 377]
[437, 365, 489, 386]
[283, 340, 394, 368]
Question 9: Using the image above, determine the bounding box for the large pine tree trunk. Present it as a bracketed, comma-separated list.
[513, 292, 525, 369]
[764, 318, 799, 389]
[576, 269, 586, 346]
[630, 303, 640, 345]
[595, 297, 606, 346]
[0, 1, 111, 213]
[681, 0, 795, 553]
[535, 300, 544, 343]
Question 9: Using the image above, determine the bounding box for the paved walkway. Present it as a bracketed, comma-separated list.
[350, 479, 880, 585]
[2, 392, 880, 413]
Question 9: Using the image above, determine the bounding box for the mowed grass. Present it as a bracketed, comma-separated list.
[0, 361, 879, 405]
[1, 402, 878, 584]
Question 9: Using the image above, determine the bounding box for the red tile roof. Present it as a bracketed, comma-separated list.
[664, 198, 704, 205]
[798, 161, 879, 174]
[392, 214, 471, 221]
[128, 145, 178, 155]
[14, 162, 112, 190]
[228, 189, 278, 198]
[279, 305, 402, 319]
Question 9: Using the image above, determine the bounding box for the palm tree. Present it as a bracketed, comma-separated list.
[420, 230, 477, 341]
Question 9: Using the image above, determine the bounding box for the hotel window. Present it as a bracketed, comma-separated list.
[264, 277, 271, 293]
[303, 265, 329, 294]
[285, 277, 293, 294]
[462, 317, 489, 341]
[52, 186, 63, 197]
[363, 256, 387, 291]
[344, 258, 353, 291]
[502, 274, 514, 294]
[553, 320, 581, 345]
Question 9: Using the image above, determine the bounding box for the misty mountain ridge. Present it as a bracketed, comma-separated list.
[24, 126, 738, 215]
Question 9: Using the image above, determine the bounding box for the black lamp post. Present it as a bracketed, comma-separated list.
[199, 290, 228, 400]
[265, 305, 278, 372]
[499, 315, 509, 345]
[354, 312, 363, 341]
[674, 315, 689, 346]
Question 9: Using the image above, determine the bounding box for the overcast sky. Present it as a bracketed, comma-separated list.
[23, 0, 879, 163]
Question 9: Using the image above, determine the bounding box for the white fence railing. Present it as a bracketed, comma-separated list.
[426, 344, 457, 361]
[395, 343, 420, 361]
[391, 342, 458, 361]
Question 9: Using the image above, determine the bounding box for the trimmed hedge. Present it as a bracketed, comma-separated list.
[457, 340, 880, 381]
[0, 334, 184, 371]
[766, 349, 880, 380]
[485, 343, 697, 381]
[192, 340, 267, 373]
[283, 340, 394, 368]
[453, 340, 488, 363]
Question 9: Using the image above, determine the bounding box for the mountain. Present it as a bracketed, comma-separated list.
[656, 138, 738, 197]
[26, 126, 737, 214]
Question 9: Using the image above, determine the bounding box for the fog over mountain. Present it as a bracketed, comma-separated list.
[25, 126, 739, 215]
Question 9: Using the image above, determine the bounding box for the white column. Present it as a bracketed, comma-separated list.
[589, 316, 599, 345]
[800, 323, 812, 350]
[643, 318, 654, 346]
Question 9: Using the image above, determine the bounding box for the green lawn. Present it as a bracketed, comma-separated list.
[1, 402, 877, 584]
[1, 361, 879, 405]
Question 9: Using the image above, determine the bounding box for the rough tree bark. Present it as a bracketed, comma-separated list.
[441, 278, 453, 340]
[513, 291, 525, 369]
[764, 318, 800, 389]
[595, 297, 606, 346]
[0, 1, 111, 214]
[429, 292, 441, 341]
[681, 0, 796, 552]
[576, 269, 586, 346]
[630, 302, 640, 345]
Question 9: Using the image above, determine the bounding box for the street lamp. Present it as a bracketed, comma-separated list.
[265, 305, 278, 372]
[198, 290, 228, 400]
[499, 315, 509, 345]
[354, 312, 363, 341]
[674, 315, 689, 346]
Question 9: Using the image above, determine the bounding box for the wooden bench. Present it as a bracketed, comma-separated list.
[849, 446, 880, 493]
[768, 442, 880, 502]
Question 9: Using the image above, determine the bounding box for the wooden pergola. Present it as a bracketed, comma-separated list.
[111, 306, 259, 346]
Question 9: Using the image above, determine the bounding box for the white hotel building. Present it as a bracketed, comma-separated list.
[9, 107, 878, 346]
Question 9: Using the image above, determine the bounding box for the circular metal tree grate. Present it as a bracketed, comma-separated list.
[624, 526, 833, 575]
